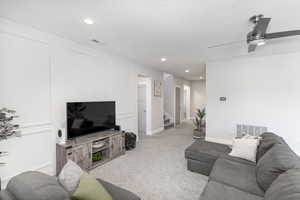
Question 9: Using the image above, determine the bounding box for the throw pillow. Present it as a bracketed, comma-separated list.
[229, 138, 259, 162]
[58, 159, 84, 193]
[6, 171, 70, 200]
[256, 144, 300, 191]
[256, 132, 286, 162]
[242, 134, 261, 140]
[72, 173, 112, 200]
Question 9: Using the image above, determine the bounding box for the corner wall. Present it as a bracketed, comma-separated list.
[206, 52, 300, 154]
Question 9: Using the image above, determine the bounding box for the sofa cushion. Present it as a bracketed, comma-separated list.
[185, 140, 231, 161]
[256, 132, 286, 161]
[264, 169, 300, 200]
[210, 158, 264, 196]
[6, 171, 69, 200]
[200, 180, 263, 200]
[98, 179, 141, 200]
[256, 144, 300, 191]
[220, 154, 256, 166]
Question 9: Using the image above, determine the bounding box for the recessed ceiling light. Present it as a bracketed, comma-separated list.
[185, 69, 190, 73]
[199, 76, 204, 80]
[161, 58, 167, 62]
[84, 18, 94, 25]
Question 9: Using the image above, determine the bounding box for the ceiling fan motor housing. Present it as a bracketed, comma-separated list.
[247, 31, 264, 44]
[247, 15, 266, 44]
[249, 14, 264, 24]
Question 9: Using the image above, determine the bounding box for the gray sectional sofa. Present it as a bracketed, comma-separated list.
[185, 132, 300, 200]
[0, 171, 140, 200]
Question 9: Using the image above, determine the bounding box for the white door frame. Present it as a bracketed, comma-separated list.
[137, 75, 152, 138]
[174, 85, 181, 127]
[137, 84, 147, 138]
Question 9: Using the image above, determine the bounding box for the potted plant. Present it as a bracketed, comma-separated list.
[0, 107, 21, 189]
[193, 108, 206, 139]
[0, 108, 21, 165]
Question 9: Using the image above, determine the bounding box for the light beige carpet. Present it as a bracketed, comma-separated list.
[91, 122, 208, 200]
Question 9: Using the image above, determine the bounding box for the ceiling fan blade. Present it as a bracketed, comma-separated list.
[253, 18, 271, 35]
[208, 40, 244, 48]
[265, 30, 300, 39]
[248, 44, 257, 52]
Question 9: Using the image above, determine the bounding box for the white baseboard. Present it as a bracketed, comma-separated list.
[2, 162, 54, 188]
[148, 127, 164, 135]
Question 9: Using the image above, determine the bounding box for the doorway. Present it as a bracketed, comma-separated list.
[175, 87, 181, 126]
[138, 84, 147, 136]
[137, 76, 151, 139]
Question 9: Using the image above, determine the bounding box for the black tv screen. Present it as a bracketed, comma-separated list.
[67, 101, 116, 139]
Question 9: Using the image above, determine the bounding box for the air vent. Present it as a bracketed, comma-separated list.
[236, 124, 267, 138]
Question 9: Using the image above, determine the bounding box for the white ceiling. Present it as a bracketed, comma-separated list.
[1, 0, 300, 80]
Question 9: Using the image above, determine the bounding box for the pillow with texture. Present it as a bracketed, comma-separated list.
[256, 144, 300, 191]
[7, 171, 70, 200]
[72, 173, 112, 200]
[242, 134, 261, 140]
[58, 159, 84, 193]
[229, 138, 259, 162]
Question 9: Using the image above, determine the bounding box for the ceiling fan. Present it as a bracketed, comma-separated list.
[208, 15, 300, 53]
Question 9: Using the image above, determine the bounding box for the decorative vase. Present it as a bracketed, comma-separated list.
[193, 128, 205, 139]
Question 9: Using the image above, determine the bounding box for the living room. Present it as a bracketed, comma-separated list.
[1, 1, 300, 200]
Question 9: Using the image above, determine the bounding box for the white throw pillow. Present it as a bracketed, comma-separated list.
[229, 138, 259, 162]
[58, 159, 84, 193]
[242, 134, 262, 140]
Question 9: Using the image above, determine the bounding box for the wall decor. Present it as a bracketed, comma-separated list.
[154, 80, 162, 97]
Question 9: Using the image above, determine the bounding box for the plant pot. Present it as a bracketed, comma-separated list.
[193, 127, 206, 139]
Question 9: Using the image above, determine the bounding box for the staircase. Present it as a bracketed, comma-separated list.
[164, 114, 174, 129]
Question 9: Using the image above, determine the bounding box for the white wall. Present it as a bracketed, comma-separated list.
[0, 18, 163, 185]
[191, 80, 206, 117]
[206, 52, 300, 154]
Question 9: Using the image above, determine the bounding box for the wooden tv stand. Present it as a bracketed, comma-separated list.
[56, 130, 125, 174]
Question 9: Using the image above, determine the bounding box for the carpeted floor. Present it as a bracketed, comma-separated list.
[91, 122, 208, 200]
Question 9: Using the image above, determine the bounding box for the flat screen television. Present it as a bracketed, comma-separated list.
[67, 101, 116, 139]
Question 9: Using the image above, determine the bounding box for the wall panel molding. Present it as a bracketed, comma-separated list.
[117, 112, 136, 119]
[2, 162, 53, 188]
[20, 122, 52, 136]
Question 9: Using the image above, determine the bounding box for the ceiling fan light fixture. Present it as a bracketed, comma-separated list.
[250, 39, 266, 46]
